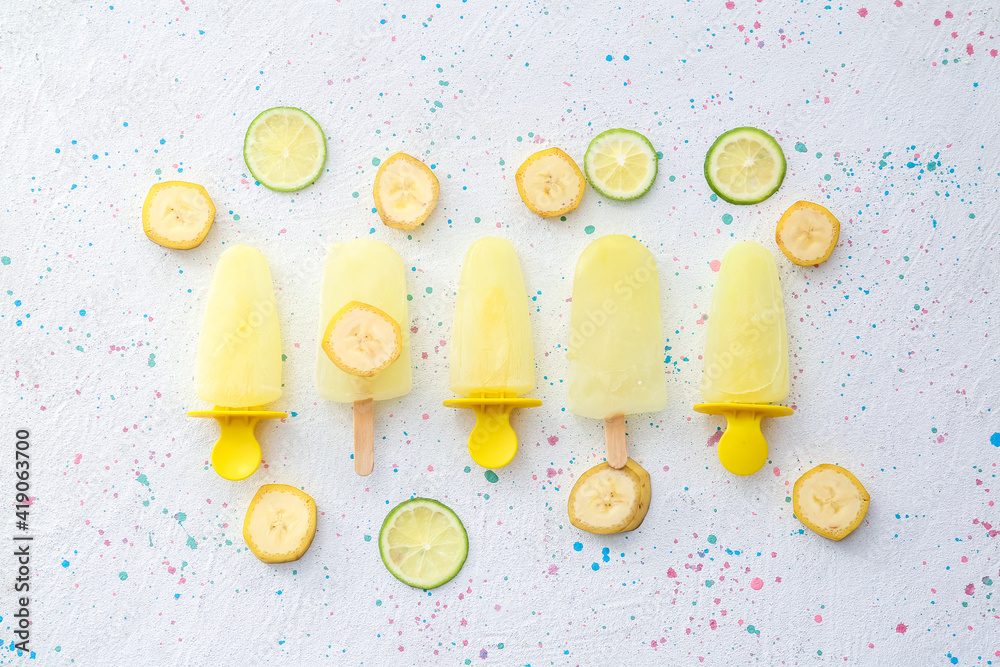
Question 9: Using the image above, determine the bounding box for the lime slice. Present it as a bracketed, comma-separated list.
[379, 498, 468, 589]
[244, 107, 327, 192]
[583, 128, 658, 200]
[704, 127, 786, 204]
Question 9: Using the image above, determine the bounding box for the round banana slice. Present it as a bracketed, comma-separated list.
[374, 152, 440, 230]
[775, 201, 840, 266]
[322, 301, 402, 377]
[142, 181, 215, 249]
[516, 147, 586, 217]
[568, 458, 651, 534]
[243, 484, 317, 563]
[792, 464, 870, 541]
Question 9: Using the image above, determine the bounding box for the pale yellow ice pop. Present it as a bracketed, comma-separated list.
[316, 238, 410, 475]
[694, 241, 792, 476]
[567, 235, 667, 468]
[444, 237, 541, 469]
[189, 244, 286, 481]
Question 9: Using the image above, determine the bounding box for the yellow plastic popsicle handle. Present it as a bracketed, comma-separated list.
[443, 392, 542, 469]
[187, 407, 287, 481]
[693, 403, 793, 476]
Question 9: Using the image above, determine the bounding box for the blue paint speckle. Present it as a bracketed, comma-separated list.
[573, 542, 583, 551]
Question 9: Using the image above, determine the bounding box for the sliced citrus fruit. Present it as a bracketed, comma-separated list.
[568, 458, 651, 534]
[793, 464, 870, 541]
[704, 127, 786, 204]
[244, 107, 327, 192]
[775, 200, 840, 265]
[515, 147, 585, 217]
[142, 181, 215, 249]
[243, 484, 317, 563]
[379, 498, 469, 589]
[321, 301, 402, 377]
[583, 129, 658, 200]
[373, 152, 440, 230]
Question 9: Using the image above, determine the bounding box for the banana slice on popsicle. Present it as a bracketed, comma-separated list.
[322, 301, 402, 377]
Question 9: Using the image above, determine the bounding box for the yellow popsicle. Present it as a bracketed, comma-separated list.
[567, 235, 667, 468]
[444, 237, 541, 469]
[316, 239, 410, 475]
[695, 241, 793, 476]
[189, 244, 286, 481]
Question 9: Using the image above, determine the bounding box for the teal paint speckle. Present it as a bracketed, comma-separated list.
[372, 157, 381, 166]
[136, 474, 149, 486]
[176, 512, 187, 524]
[584, 225, 595, 234]
[722, 213, 733, 225]
[794, 142, 807, 152]
[707, 534, 717, 544]
[363, 535, 372, 542]
[1, 257, 9, 265]
[118, 571, 128, 581]
[484, 470, 499, 483]
[464, 466, 471, 473]
[148, 353, 156, 367]
[186, 536, 197, 549]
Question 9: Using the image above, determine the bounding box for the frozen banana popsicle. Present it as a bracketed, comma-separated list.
[188, 244, 287, 481]
[567, 235, 667, 468]
[316, 238, 411, 476]
[443, 237, 541, 469]
[694, 241, 793, 476]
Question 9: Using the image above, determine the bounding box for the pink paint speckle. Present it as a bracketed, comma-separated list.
[73, 454, 82, 464]
[896, 622, 908, 634]
[945, 10, 953, 18]
[707, 431, 723, 447]
[725, 0, 735, 8]
[547, 435, 559, 446]
[893, 0, 902, 6]
[773, 466, 780, 476]
[967, 43, 974, 55]
[667, 567, 677, 578]
[750, 577, 764, 590]
[814, 614, 823, 623]
[858, 7, 868, 17]
[965, 583, 976, 595]
[709, 259, 721, 272]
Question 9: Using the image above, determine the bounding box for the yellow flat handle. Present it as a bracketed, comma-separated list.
[444, 392, 542, 469]
[693, 403, 792, 476]
[188, 407, 286, 481]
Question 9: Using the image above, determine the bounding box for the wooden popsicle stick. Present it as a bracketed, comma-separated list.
[605, 414, 627, 469]
[353, 398, 374, 476]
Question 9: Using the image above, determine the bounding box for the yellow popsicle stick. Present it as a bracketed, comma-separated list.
[693, 403, 793, 476]
[188, 407, 287, 481]
[443, 392, 542, 469]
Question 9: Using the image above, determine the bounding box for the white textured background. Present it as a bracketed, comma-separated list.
[1, 0, 999, 664]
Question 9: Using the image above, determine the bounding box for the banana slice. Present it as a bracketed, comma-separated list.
[516, 147, 585, 217]
[322, 301, 402, 377]
[142, 181, 215, 249]
[568, 458, 651, 534]
[793, 464, 870, 541]
[243, 484, 317, 563]
[775, 201, 840, 266]
[374, 152, 440, 230]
